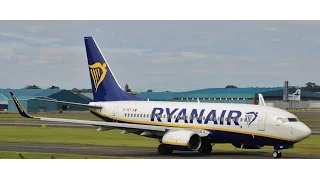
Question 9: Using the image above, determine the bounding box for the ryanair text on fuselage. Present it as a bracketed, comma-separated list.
[150, 107, 259, 126]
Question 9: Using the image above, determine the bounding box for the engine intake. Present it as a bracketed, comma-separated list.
[161, 130, 202, 151]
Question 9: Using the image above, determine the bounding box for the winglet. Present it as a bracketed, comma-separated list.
[258, 93, 266, 106]
[10, 92, 33, 118]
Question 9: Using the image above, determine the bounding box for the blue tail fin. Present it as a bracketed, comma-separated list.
[84, 37, 142, 102]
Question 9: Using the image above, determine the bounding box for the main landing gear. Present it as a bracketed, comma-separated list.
[272, 150, 282, 158]
[157, 143, 213, 155]
[157, 144, 173, 155]
[198, 141, 212, 154]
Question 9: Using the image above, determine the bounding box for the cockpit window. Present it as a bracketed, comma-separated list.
[277, 117, 299, 123]
[288, 118, 299, 122]
[277, 117, 289, 123]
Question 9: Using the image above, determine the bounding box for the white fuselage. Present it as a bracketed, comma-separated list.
[89, 101, 311, 145]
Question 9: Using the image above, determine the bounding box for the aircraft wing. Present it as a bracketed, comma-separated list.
[10, 92, 210, 137]
[32, 117, 209, 136]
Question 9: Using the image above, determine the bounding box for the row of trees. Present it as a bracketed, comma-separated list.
[22, 84, 150, 93]
[23, 85, 60, 89]
[225, 82, 320, 92]
[301, 82, 320, 92]
[22, 85, 91, 93]
[21, 82, 320, 93]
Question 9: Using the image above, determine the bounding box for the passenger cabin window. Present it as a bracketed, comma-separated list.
[147, 114, 149, 118]
[131, 114, 133, 117]
[144, 114, 146, 118]
[124, 113, 126, 117]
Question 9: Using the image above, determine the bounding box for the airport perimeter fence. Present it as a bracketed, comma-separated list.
[267, 101, 320, 110]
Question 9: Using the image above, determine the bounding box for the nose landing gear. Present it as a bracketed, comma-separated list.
[272, 150, 282, 158]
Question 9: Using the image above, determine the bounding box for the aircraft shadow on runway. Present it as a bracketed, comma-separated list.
[100, 150, 319, 159]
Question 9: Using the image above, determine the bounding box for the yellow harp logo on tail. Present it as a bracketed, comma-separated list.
[89, 62, 107, 92]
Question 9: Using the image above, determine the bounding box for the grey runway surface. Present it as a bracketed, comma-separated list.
[1, 120, 320, 134]
[0, 142, 319, 159]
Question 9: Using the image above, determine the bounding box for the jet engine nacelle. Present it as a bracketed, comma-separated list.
[232, 143, 265, 149]
[161, 130, 202, 151]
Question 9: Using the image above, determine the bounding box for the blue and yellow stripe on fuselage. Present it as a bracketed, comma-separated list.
[89, 109, 296, 146]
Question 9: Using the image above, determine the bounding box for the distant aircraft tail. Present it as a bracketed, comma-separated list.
[294, 89, 301, 96]
[289, 89, 301, 101]
[84, 37, 141, 102]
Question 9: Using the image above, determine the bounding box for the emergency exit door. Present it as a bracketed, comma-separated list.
[112, 107, 118, 122]
[258, 113, 267, 131]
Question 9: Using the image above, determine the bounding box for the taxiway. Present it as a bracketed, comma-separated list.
[0, 142, 318, 159]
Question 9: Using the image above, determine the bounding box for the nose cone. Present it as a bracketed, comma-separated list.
[300, 124, 312, 139]
[292, 122, 312, 142]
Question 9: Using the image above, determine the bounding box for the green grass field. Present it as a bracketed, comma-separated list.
[0, 151, 133, 159]
[0, 126, 319, 157]
[0, 126, 158, 147]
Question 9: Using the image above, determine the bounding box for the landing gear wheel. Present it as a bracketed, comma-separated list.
[198, 142, 212, 154]
[272, 151, 282, 158]
[157, 144, 173, 155]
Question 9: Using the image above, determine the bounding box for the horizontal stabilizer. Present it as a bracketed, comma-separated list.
[33, 98, 102, 109]
[10, 92, 102, 119]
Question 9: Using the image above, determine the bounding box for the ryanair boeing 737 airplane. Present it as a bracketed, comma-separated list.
[10, 37, 312, 158]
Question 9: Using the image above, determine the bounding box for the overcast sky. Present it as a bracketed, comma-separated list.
[0, 20, 320, 92]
